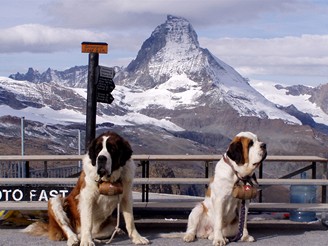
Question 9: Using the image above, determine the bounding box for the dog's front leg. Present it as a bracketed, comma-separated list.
[79, 189, 95, 246]
[240, 200, 255, 242]
[212, 197, 228, 246]
[121, 188, 149, 245]
[184, 202, 205, 242]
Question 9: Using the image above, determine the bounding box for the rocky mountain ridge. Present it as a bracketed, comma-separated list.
[10, 66, 88, 88]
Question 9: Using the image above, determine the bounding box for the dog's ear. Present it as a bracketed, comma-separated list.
[87, 138, 98, 166]
[118, 139, 133, 167]
[227, 140, 244, 165]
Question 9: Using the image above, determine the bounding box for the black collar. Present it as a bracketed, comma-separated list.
[223, 154, 258, 186]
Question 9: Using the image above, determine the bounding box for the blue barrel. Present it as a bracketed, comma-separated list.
[289, 185, 317, 222]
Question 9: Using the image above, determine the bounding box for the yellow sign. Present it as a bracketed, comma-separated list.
[81, 42, 108, 54]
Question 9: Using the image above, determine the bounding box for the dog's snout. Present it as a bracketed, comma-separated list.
[97, 168, 107, 177]
[97, 155, 107, 164]
[97, 155, 108, 177]
[260, 143, 266, 150]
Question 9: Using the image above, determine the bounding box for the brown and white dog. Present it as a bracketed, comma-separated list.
[184, 132, 267, 246]
[23, 131, 149, 246]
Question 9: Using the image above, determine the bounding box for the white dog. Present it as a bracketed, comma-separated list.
[184, 132, 267, 245]
[23, 131, 149, 246]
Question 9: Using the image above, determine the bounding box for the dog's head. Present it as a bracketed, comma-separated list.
[226, 131, 267, 178]
[87, 131, 132, 182]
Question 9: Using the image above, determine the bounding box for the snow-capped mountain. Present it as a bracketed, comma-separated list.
[251, 80, 328, 124]
[118, 15, 299, 124]
[5, 15, 303, 126]
[1, 15, 328, 158]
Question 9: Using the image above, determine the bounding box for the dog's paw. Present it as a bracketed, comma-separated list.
[241, 234, 255, 242]
[132, 235, 149, 245]
[67, 235, 79, 246]
[183, 233, 195, 242]
[212, 237, 228, 246]
[79, 239, 95, 246]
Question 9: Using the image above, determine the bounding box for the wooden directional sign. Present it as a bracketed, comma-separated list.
[98, 66, 115, 79]
[81, 42, 108, 54]
[96, 66, 115, 104]
[96, 92, 114, 104]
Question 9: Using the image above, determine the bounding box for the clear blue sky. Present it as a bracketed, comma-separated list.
[0, 0, 327, 86]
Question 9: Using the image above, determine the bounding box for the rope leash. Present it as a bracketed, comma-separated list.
[228, 199, 246, 242]
[94, 194, 123, 245]
[222, 154, 258, 242]
[105, 195, 123, 244]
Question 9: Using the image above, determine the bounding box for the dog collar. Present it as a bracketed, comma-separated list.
[223, 154, 243, 181]
[222, 154, 258, 186]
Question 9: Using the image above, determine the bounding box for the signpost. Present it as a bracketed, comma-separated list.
[81, 42, 108, 54]
[96, 66, 115, 104]
[82, 42, 116, 151]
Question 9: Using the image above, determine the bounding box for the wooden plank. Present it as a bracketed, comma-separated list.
[135, 155, 222, 161]
[1, 178, 328, 186]
[259, 179, 328, 186]
[0, 178, 77, 185]
[0, 201, 47, 210]
[0, 155, 82, 161]
[0, 155, 326, 163]
[134, 201, 328, 212]
[2, 201, 328, 212]
[264, 155, 328, 162]
[133, 178, 209, 185]
[250, 203, 328, 212]
[134, 178, 328, 186]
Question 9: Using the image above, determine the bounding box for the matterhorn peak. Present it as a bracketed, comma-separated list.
[117, 15, 299, 123]
[158, 15, 199, 48]
[124, 15, 204, 88]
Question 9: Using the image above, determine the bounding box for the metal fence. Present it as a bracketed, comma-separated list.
[0, 161, 25, 178]
[0, 161, 81, 178]
[30, 165, 81, 178]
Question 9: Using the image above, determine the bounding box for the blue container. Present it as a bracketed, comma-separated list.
[290, 185, 317, 222]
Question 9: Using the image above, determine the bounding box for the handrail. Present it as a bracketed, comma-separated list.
[0, 154, 327, 162]
[0, 155, 82, 161]
[2, 177, 328, 186]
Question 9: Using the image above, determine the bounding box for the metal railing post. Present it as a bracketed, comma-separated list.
[259, 161, 264, 203]
[25, 161, 30, 178]
[141, 160, 150, 202]
[311, 161, 316, 179]
[205, 161, 209, 179]
[43, 161, 48, 178]
[146, 160, 149, 202]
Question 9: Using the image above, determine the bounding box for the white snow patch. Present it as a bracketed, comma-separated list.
[0, 105, 85, 124]
[250, 80, 328, 125]
[120, 73, 203, 111]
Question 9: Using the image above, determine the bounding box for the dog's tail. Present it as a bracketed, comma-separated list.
[158, 232, 185, 238]
[21, 221, 49, 237]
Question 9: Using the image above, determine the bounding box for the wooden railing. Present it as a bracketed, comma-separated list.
[0, 155, 327, 218]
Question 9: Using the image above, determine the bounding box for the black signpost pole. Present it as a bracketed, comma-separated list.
[82, 42, 113, 153]
[85, 52, 99, 151]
